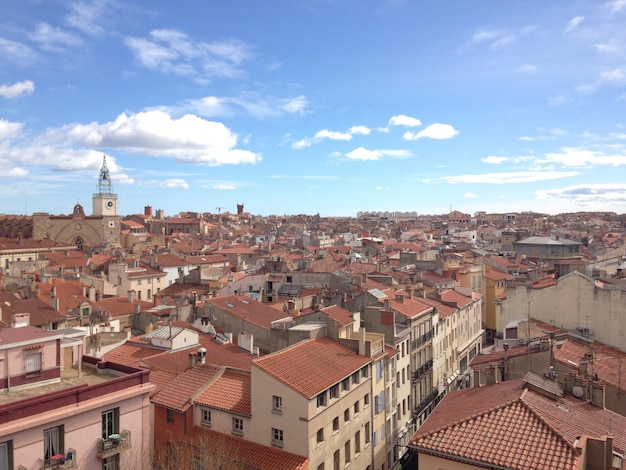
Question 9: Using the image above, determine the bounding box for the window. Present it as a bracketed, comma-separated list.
[332, 417, 339, 432]
[201, 409, 211, 426]
[365, 423, 371, 444]
[0, 441, 12, 470]
[81, 307, 89, 317]
[102, 408, 119, 439]
[102, 454, 119, 470]
[147, 289, 151, 299]
[355, 431, 361, 454]
[376, 360, 384, 382]
[232, 417, 244, 435]
[361, 366, 369, 378]
[364, 393, 370, 407]
[333, 450, 340, 470]
[351, 372, 359, 385]
[25, 351, 42, 374]
[272, 395, 282, 412]
[375, 391, 385, 415]
[317, 464, 325, 470]
[286, 276, 293, 283]
[344, 440, 351, 464]
[167, 409, 175, 424]
[344, 408, 350, 423]
[330, 384, 339, 399]
[316, 392, 327, 408]
[271, 428, 283, 447]
[316, 428, 324, 443]
[373, 430, 378, 447]
[137, 291, 142, 300]
[354, 401, 360, 415]
[44, 425, 64, 466]
[341, 377, 350, 391]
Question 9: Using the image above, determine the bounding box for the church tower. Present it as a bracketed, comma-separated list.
[92, 155, 118, 216]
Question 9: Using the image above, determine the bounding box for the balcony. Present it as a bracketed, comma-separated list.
[411, 359, 433, 382]
[35, 449, 76, 469]
[410, 331, 432, 350]
[96, 430, 131, 459]
[413, 388, 439, 418]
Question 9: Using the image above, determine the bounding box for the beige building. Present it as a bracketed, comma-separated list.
[108, 259, 167, 302]
[502, 271, 626, 351]
[32, 157, 121, 250]
[251, 337, 374, 470]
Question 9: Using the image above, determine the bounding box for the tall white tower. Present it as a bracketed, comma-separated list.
[92, 155, 118, 216]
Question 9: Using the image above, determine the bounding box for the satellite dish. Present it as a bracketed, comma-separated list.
[572, 386, 584, 398]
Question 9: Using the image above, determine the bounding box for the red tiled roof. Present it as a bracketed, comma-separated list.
[252, 337, 371, 399]
[485, 270, 514, 281]
[554, 337, 626, 393]
[206, 294, 289, 330]
[318, 305, 354, 326]
[194, 369, 251, 415]
[151, 363, 222, 411]
[179, 427, 308, 470]
[410, 379, 626, 470]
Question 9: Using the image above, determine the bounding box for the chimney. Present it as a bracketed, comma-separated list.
[395, 294, 404, 303]
[188, 352, 196, 368]
[134, 303, 140, 314]
[358, 327, 366, 356]
[473, 366, 481, 387]
[89, 285, 96, 301]
[51, 286, 57, 298]
[52, 297, 60, 312]
[96, 291, 102, 302]
[127, 290, 135, 303]
[591, 380, 605, 409]
[485, 364, 498, 385]
[82, 285, 87, 297]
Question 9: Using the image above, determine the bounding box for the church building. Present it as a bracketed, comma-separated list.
[32, 156, 121, 251]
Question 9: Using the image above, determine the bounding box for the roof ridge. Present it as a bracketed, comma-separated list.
[519, 393, 579, 452]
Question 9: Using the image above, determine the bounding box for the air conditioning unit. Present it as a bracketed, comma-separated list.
[518, 338, 527, 345]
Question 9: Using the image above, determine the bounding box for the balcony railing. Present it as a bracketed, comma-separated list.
[96, 430, 131, 459]
[412, 359, 433, 382]
[411, 331, 432, 350]
[36, 448, 76, 470]
[413, 388, 439, 418]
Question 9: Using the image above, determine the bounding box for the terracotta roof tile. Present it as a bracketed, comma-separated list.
[180, 427, 308, 470]
[194, 369, 251, 415]
[252, 337, 371, 399]
[206, 294, 290, 330]
[151, 363, 222, 411]
[410, 379, 626, 470]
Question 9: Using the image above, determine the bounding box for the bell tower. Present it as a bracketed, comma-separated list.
[92, 155, 118, 216]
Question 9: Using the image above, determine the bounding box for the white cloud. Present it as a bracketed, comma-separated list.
[211, 183, 237, 190]
[281, 95, 308, 114]
[388, 115, 422, 127]
[125, 29, 250, 81]
[403, 123, 459, 140]
[536, 183, 626, 208]
[609, 0, 626, 14]
[0, 80, 35, 99]
[601, 68, 626, 85]
[0, 119, 24, 138]
[292, 126, 369, 149]
[595, 39, 624, 54]
[349, 126, 371, 135]
[565, 16, 584, 33]
[482, 156, 508, 164]
[29, 23, 83, 51]
[186, 94, 309, 119]
[162, 179, 189, 189]
[423, 171, 580, 184]
[55, 110, 261, 166]
[345, 147, 411, 161]
[466, 29, 514, 50]
[540, 147, 626, 167]
[518, 64, 537, 74]
[0, 38, 37, 64]
[464, 192, 477, 199]
[65, 0, 112, 35]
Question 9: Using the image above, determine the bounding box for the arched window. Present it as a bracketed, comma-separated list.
[75, 237, 84, 250]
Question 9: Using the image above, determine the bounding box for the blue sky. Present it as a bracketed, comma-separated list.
[1, 0, 625, 218]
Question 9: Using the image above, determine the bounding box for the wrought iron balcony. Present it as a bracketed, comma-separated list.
[413, 388, 439, 417]
[36, 448, 76, 469]
[96, 430, 131, 459]
[411, 359, 433, 382]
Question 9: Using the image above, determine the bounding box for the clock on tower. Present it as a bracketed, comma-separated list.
[92, 155, 119, 216]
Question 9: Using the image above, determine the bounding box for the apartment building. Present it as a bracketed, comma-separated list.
[108, 259, 167, 301]
[251, 336, 374, 470]
[0, 325, 153, 469]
